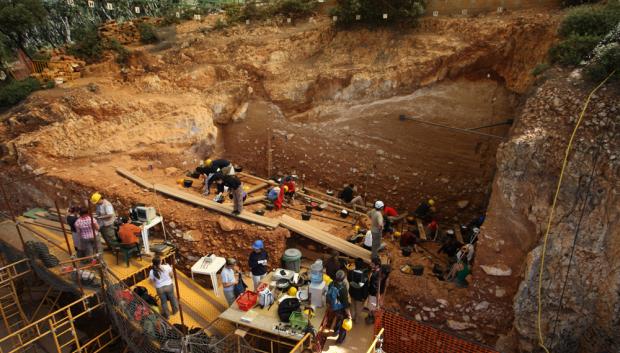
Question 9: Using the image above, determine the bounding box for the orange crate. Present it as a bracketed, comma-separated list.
[236, 291, 258, 311]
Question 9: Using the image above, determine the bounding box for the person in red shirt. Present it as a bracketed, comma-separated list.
[383, 206, 399, 234]
[118, 217, 142, 245]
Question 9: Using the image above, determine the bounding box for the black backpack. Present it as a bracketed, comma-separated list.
[278, 298, 300, 322]
[134, 286, 158, 307]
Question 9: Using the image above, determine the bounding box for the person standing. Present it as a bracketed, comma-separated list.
[221, 258, 239, 306]
[91, 192, 117, 248]
[248, 240, 268, 290]
[366, 257, 391, 324]
[74, 207, 99, 262]
[327, 270, 351, 345]
[66, 206, 79, 253]
[367, 201, 385, 259]
[348, 258, 369, 322]
[148, 256, 179, 319]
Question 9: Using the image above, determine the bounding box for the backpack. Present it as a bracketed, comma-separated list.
[327, 283, 344, 311]
[133, 286, 158, 307]
[350, 269, 368, 289]
[233, 273, 247, 297]
[278, 298, 300, 322]
[258, 287, 274, 308]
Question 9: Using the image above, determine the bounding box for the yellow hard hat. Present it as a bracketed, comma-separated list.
[177, 178, 184, 185]
[323, 274, 332, 286]
[205, 159, 213, 166]
[354, 225, 360, 232]
[428, 199, 435, 206]
[287, 287, 298, 296]
[394, 231, 402, 237]
[90, 192, 102, 204]
[342, 318, 353, 331]
[283, 185, 289, 192]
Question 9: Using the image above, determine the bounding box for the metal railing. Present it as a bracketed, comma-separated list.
[366, 328, 385, 353]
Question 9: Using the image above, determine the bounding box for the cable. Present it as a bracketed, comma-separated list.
[536, 70, 615, 353]
[550, 147, 600, 350]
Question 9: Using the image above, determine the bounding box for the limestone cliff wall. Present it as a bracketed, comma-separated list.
[473, 69, 620, 352]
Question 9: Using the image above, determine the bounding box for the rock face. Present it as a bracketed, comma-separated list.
[472, 69, 620, 353]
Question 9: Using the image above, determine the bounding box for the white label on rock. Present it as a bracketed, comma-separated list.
[383, 13, 388, 19]
[433, 11, 438, 17]
[135, 6, 140, 14]
[106, 2, 113, 10]
[355, 14, 361, 20]
[176, 12, 180, 18]
[462, 9, 468, 15]
[194, 14, 201, 21]
[67, 0, 74, 5]
[88, 0, 94, 8]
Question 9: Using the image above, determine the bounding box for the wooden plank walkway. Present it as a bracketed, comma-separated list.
[416, 219, 427, 240]
[116, 168, 280, 229]
[280, 215, 371, 262]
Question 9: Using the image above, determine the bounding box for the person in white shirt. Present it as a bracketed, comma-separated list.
[221, 258, 239, 306]
[148, 256, 178, 319]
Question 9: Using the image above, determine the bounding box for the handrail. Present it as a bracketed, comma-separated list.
[0, 258, 31, 286]
[0, 294, 102, 353]
[289, 332, 311, 353]
[366, 328, 385, 353]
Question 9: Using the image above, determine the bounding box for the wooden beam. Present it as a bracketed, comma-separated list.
[416, 219, 427, 240]
[244, 195, 266, 205]
[116, 168, 280, 229]
[246, 182, 268, 195]
[302, 186, 370, 212]
[280, 215, 371, 262]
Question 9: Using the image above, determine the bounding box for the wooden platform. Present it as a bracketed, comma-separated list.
[280, 215, 371, 262]
[116, 167, 280, 229]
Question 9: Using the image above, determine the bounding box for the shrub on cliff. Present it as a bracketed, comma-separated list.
[330, 0, 426, 27]
[225, 0, 317, 23]
[549, 2, 620, 68]
[138, 23, 159, 44]
[0, 77, 40, 109]
[66, 25, 103, 63]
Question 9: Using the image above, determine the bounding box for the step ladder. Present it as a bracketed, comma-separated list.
[0, 280, 29, 334]
[49, 310, 81, 353]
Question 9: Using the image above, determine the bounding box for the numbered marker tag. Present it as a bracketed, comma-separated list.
[106, 2, 113, 10]
[175, 12, 180, 18]
[497, 7, 504, 13]
[355, 14, 361, 20]
[88, 0, 94, 8]
[287, 18, 291, 23]
[462, 9, 468, 15]
[134, 6, 140, 14]
[194, 14, 201, 21]
[432, 10, 438, 17]
[332, 16, 337, 22]
[66, 0, 74, 6]
[383, 13, 388, 19]
[318, 0, 324, 2]
[245, 19, 250, 24]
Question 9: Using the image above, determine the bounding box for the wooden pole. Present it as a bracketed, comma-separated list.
[0, 183, 26, 251]
[171, 254, 185, 326]
[54, 201, 73, 256]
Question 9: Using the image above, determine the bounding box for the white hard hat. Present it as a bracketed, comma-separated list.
[473, 227, 480, 234]
[374, 200, 384, 209]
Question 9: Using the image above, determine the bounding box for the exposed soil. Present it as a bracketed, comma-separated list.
[0, 8, 568, 349]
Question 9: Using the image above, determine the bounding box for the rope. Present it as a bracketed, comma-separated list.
[536, 70, 615, 353]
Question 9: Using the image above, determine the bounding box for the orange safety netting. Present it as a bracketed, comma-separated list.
[374, 309, 498, 353]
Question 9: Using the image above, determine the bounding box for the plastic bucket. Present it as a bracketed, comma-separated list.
[282, 248, 302, 273]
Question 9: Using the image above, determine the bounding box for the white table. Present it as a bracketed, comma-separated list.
[191, 255, 227, 296]
[140, 215, 163, 256]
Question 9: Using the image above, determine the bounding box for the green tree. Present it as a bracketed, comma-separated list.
[0, 0, 48, 58]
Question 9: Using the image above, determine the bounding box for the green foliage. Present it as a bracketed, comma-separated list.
[225, 0, 318, 23]
[138, 23, 159, 44]
[0, 0, 48, 54]
[531, 63, 551, 76]
[0, 77, 40, 108]
[561, 0, 599, 7]
[66, 24, 103, 63]
[549, 2, 620, 68]
[106, 39, 130, 65]
[585, 44, 620, 82]
[214, 18, 228, 30]
[330, 0, 425, 27]
[549, 35, 601, 65]
[558, 4, 620, 37]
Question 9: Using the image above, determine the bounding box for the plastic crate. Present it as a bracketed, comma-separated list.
[289, 311, 308, 330]
[236, 291, 258, 311]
